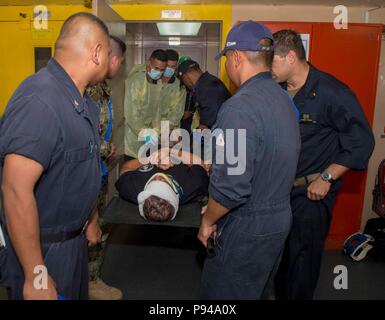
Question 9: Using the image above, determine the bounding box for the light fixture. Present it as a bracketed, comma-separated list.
[156, 22, 202, 36]
[169, 37, 181, 46]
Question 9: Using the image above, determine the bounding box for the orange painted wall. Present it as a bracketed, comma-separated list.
[310, 23, 382, 248]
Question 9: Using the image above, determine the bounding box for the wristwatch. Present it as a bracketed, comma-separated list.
[320, 171, 336, 184]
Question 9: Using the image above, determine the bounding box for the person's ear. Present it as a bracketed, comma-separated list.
[110, 55, 118, 68]
[287, 50, 296, 64]
[180, 74, 185, 84]
[146, 61, 151, 71]
[92, 43, 102, 66]
[188, 73, 197, 87]
[233, 50, 242, 69]
[182, 73, 190, 86]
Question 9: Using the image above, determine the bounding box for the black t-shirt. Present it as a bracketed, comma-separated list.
[115, 163, 209, 205]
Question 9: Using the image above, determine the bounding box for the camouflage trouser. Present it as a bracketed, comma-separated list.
[88, 185, 111, 281]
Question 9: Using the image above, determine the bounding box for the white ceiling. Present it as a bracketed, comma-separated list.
[0, 0, 384, 7]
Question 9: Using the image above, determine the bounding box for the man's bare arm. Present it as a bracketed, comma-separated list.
[2, 154, 45, 280]
[170, 148, 208, 167]
[119, 159, 142, 175]
[85, 206, 101, 247]
[2, 154, 57, 299]
[325, 163, 349, 180]
[307, 163, 349, 201]
[202, 196, 230, 226]
[87, 205, 99, 226]
[198, 196, 230, 247]
[197, 124, 208, 130]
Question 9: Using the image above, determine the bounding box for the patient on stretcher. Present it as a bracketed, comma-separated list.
[115, 149, 209, 222]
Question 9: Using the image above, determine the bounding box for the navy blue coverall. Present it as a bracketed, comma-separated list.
[0, 59, 101, 300]
[201, 72, 301, 299]
[193, 71, 231, 128]
[275, 65, 375, 300]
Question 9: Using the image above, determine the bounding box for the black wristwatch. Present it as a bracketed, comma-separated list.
[320, 171, 336, 184]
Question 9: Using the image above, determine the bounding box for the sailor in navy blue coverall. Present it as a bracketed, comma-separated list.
[176, 59, 231, 130]
[0, 13, 110, 300]
[198, 21, 301, 300]
[272, 29, 375, 300]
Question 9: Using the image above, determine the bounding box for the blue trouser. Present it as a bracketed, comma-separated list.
[1, 231, 89, 300]
[274, 184, 338, 300]
[201, 201, 292, 300]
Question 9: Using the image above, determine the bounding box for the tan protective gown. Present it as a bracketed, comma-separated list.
[124, 64, 186, 158]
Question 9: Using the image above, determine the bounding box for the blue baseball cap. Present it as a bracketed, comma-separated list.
[215, 20, 273, 60]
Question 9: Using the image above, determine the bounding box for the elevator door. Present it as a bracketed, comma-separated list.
[126, 22, 221, 77]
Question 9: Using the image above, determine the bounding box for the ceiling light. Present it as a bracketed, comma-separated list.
[156, 22, 202, 36]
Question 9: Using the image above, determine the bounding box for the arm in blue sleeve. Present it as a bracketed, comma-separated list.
[197, 84, 230, 128]
[209, 104, 258, 210]
[0, 94, 61, 171]
[327, 88, 374, 170]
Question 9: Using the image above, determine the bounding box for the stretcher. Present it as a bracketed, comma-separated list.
[101, 155, 203, 228]
[101, 194, 202, 228]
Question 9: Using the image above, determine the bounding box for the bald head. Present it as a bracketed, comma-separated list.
[54, 12, 111, 90]
[55, 12, 109, 52]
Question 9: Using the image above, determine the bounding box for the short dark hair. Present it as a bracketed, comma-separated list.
[165, 49, 179, 62]
[176, 59, 201, 79]
[61, 12, 109, 37]
[110, 35, 126, 55]
[150, 49, 167, 62]
[273, 29, 306, 61]
[186, 64, 201, 73]
[241, 38, 274, 68]
[143, 196, 175, 222]
[258, 38, 274, 68]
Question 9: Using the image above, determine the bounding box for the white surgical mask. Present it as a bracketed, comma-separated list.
[163, 67, 175, 78]
[148, 68, 163, 80]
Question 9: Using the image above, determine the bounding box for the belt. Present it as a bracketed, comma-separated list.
[293, 173, 321, 188]
[40, 226, 85, 244]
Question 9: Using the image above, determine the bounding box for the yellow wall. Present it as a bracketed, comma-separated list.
[0, 3, 231, 114]
[0, 5, 91, 114]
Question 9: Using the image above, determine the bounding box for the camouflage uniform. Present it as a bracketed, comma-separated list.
[89, 81, 113, 160]
[86, 81, 113, 281]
